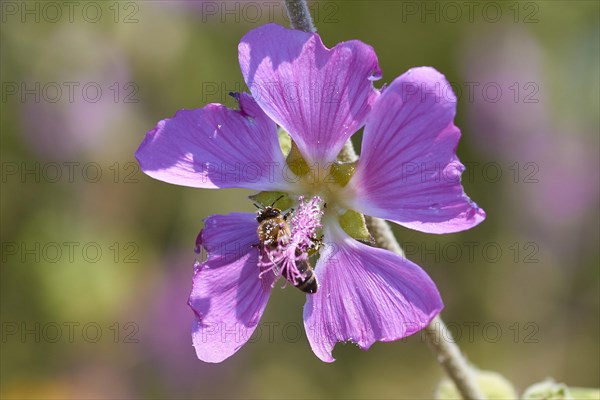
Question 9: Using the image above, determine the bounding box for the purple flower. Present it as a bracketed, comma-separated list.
[135, 23, 485, 362]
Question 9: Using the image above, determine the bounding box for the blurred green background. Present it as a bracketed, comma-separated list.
[1, 1, 598, 398]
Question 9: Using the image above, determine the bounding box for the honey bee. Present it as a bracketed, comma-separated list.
[255, 196, 318, 294]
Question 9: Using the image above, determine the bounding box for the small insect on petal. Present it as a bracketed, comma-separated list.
[256, 196, 324, 293]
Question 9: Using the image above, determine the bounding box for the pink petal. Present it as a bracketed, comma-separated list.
[303, 223, 443, 362]
[189, 212, 274, 362]
[135, 93, 289, 191]
[344, 67, 485, 233]
[238, 23, 381, 164]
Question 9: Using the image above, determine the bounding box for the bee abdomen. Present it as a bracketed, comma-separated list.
[294, 261, 318, 294]
[295, 272, 318, 293]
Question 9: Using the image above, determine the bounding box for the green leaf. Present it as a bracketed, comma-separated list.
[248, 191, 292, 210]
[522, 379, 574, 400]
[435, 369, 517, 400]
[286, 141, 310, 177]
[339, 210, 372, 243]
[329, 160, 358, 187]
[521, 379, 600, 400]
[568, 387, 600, 400]
[278, 127, 292, 156]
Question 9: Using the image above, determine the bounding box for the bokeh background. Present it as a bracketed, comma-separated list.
[1, 1, 598, 398]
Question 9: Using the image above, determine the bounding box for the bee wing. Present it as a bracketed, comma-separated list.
[259, 244, 281, 276]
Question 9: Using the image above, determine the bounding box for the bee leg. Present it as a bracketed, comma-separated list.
[308, 234, 324, 250]
[310, 234, 324, 243]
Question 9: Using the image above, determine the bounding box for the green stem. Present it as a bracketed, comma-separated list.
[344, 141, 484, 399]
[347, 140, 485, 400]
[284, 0, 316, 33]
[424, 317, 486, 400]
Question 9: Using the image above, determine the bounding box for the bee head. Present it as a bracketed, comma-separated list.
[256, 206, 281, 222]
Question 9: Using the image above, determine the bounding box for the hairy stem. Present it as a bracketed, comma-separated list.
[337, 140, 359, 163]
[345, 139, 484, 400]
[424, 316, 485, 399]
[339, 126, 484, 400]
[349, 141, 484, 399]
[349, 140, 485, 399]
[284, 0, 316, 33]
[365, 216, 405, 257]
[283, 1, 485, 398]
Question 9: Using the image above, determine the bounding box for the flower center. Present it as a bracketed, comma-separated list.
[291, 163, 354, 217]
[283, 139, 356, 215]
[253, 138, 369, 287]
